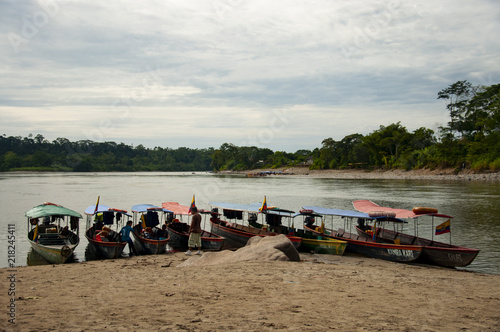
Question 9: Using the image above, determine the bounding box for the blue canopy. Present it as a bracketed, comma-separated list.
[131, 204, 172, 214]
[302, 206, 406, 223]
[209, 202, 263, 212]
[292, 212, 324, 218]
[265, 209, 295, 217]
[84, 204, 112, 215]
[303, 206, 370, 218]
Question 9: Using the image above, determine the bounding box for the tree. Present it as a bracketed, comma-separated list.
[362, 123, 411, 168]
[468, 83, 500, 136]
[437, 80, 474, 138]
[319, 138, 337, 169]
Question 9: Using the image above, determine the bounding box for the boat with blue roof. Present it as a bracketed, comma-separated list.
[131, 204, 171, 255]
[84, 203, 130, 259]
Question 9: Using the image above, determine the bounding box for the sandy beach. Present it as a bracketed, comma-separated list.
[237, 167, 500, 182]
[3, 247, 500, 332]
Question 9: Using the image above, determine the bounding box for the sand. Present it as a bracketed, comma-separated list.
[3, 248, 500, 332]
[3, 169, 499, 331]
[237, 167, 500, 182]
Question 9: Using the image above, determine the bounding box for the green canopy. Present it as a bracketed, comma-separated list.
[25, 203, 82, 219]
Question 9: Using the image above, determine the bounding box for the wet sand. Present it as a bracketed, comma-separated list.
[2, 251, 499, 331]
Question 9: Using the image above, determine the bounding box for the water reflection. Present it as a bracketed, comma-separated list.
[26, 248, 80, 266]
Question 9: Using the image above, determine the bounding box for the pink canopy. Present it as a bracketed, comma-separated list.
[352, 200, 417, 218]
[162, 202, 191, 215]
[352, 200, 453, 219]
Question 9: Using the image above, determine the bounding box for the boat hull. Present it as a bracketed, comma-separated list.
[167, 223, 224, 251]
[251, 222, 346, 255]
[85, 227, 126, 259]
[210, 220, 253, 249]
[366, 228, 480, 267]
[299, 237, 346, 255]
[420, 246, 479, 267]
[305, 226, 423, 263]
[210, 219, 301, 250]
[131, 231, 169, 255]
[28, 240, 77, 264]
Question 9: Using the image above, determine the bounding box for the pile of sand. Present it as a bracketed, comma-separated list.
[179, 235, 300, 267]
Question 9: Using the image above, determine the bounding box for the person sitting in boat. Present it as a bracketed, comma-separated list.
[157, 224, 168, 239]
[357, 218, 368, 231]
[43, 216, 51, 226]
[107, 228, 119, 242]
[95, 226, 112, 241]
[305, 216, 315, 229]
[142, 227, 153, 238]
[59, 226, 69, 238]
[96, 229, 109, 242]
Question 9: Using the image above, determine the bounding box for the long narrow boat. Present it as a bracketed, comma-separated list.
[294, 211, 347, 255]
[302, 206, 424, 263]
[208, 202, 302, 250]
[352, 200, 480, 267]
[84, 204, 128, 259]
[162, 202, 224, 251]
[131, 204, 171, 255]
[26, 202, 82, 264]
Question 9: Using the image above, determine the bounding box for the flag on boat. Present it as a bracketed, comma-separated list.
[141, 214, 147, 229]
[259, 196, 267, 212]
[93, 196, 100, 214]
[289, 221, 295, 235]
[435, 219, 451, 235]
[33, 224, 39, 243]
[188, 195, 196, 214]
[316, 220, 325, 234]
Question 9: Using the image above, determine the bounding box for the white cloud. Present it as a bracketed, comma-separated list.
[0, 0, 499, 151]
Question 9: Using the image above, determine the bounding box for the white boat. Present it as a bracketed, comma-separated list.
[26, 202, 82, 264]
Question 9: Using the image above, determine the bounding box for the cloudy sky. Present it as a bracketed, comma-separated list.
[1, 0, 499, 152]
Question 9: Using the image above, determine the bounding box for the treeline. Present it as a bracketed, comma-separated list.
[213, 80, 500, 172]
[1, 81, 498, 172]
[0, 136, 214, 172]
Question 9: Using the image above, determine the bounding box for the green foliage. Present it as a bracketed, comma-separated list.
[489, 158, 500, 171]
[0, 135, 213, 172]
[1, 81, 498, 173]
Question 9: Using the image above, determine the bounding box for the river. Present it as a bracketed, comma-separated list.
[0, 172, 498, 274]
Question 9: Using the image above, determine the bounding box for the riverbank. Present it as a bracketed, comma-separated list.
[234, 167, 500, 181]
[3, 251, 499, 331]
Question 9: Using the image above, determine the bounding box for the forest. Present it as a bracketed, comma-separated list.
[1, 81, 498, 172]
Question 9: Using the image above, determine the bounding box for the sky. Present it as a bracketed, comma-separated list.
[1, 0, 499, 152]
